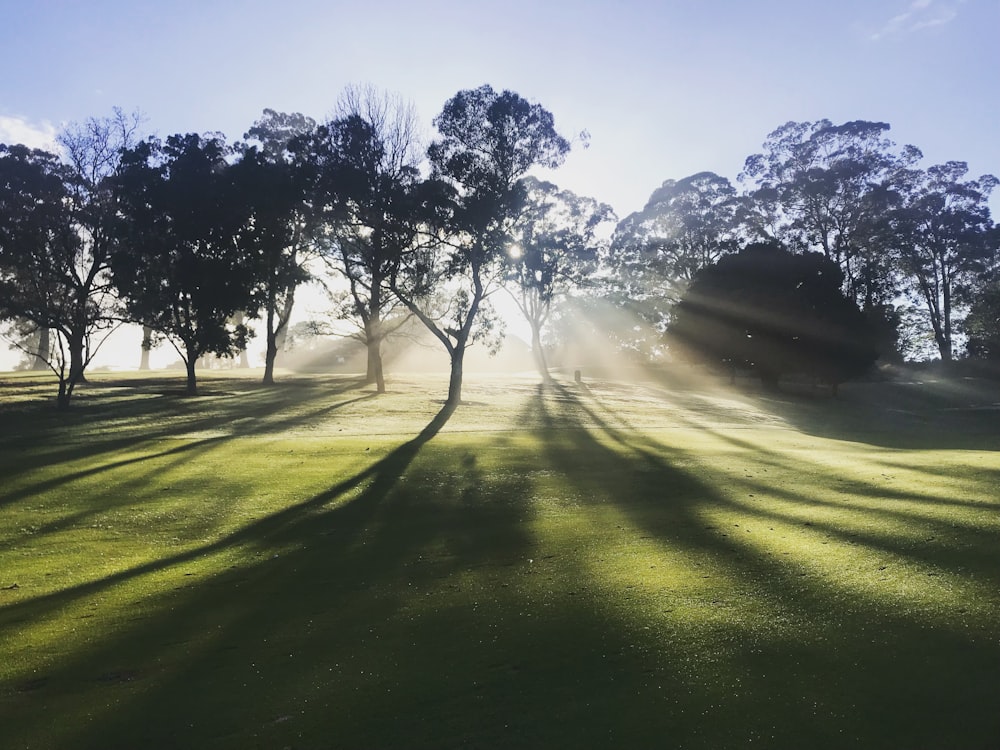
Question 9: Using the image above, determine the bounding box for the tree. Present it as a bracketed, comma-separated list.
[740, 120, 920, 318]
[965, 279, 1000, 361]
[391, 85, 571, 407]
[894, 162, 998, 362]
[506, 177, 615, 380]
[0, 144, 117, 407]
[230, 114, 320, 385]
[111, 134, 254, 395]
[57, 107, 145, 380]
[139, 324, 153, 370]
[238, 109, 319, 384]
[667, 242, 878, 393]
[299, 87, 422, 393]
[603, 171, 746, 357]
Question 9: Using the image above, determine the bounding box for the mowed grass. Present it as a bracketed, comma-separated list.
[1, 367, 999, 749]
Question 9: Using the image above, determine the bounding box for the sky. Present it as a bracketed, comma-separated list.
[1, 0, 999, 369]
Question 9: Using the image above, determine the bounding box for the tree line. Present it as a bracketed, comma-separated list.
[1, 88, 998, 409]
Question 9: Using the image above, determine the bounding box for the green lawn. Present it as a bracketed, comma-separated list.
[1, 368, 999, 749]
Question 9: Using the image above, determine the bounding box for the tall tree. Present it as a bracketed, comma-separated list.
[506, 177, 615, 380]
[740, 120, 920, 315]
[0, 144, 114, 407]
[667, 242, 878, 393]
[239, 109, 318, 384]
[300, 87, 422, 393]
[391, 85, 571, 407]
[111, 134, 254, 395]
[895, 162, 998, 361]
[604, 171, 746, 355]
[56, 107, 145, 380]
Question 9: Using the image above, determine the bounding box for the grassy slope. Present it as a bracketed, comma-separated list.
[1, 369, 999, 749]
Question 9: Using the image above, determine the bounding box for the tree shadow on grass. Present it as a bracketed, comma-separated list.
[3, 402, 610, 749]
[521, 381, 1000, 749]
[4, 382, 1000, 749]
[639, 365, 1000, 450]
[0, 375, 374, 511]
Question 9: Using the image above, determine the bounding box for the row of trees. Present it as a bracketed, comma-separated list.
[608, 121, 999, 363]
[1, 98, 998, 408]
[1, 87, 613, 408]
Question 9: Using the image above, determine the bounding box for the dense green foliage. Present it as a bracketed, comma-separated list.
[112, 134, 256, 395]
[668, 243, 878, 390]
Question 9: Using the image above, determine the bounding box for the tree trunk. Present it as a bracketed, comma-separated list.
[447, 344, 465, 407]
[31, 327, 49, 370]
[263, 305, 278, 386]
[56, 378, 70, 410]
[273, 324, 289, 367]
[367, 338, 385, 393]
[69, 333, 87, 385]
[364, 316, 386, 393]
[139, 326, 153, 370]
[263, 336, 278, 386]
[185, 352, 198, 396]
[530, 321, 551, 383]
[942, 272, 953, 363]
[263, 292, 295, 386]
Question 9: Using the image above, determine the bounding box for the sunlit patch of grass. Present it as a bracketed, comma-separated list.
[2, 369, 1000, 748]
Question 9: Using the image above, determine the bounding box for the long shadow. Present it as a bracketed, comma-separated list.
[523, 381, 1000, 749]
[5, 381, 1000, 749]
[638, 366, 1000, 449]
[0, 402, 457, 624]
[2, 373, 366, 450]
[0, 398, 576, 749]
[0, 376, 373, 510]
[563, 379, 1000, 586]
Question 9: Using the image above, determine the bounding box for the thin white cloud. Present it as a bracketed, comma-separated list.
[0, 115, 59, 150]
[869, 0, 964, 40]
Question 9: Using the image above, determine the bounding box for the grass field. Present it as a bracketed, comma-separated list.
[1, 367, 999, 749]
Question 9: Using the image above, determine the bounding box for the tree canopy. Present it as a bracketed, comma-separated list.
[392, 84, 572, 406]
[3, 97, 1000, 405]
[667, 242, 878, 392]
[111, 134, 255, 395]
[507, 176, 615, 380]
[298, 88, 423, 393]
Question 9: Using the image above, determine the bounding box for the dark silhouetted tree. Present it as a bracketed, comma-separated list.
[0, 142, 119, 407]
[299, 87, 421, 393]
[667, 242, 878, 393]
[894, 162, 998, 362]
[506, 177, 615, 380]
[603, 171, 747, 358]
[239, 109, 319, 384]
[227, 127, 316, 383]
[391, 85, 571, 407]
[740, 120, 920, 344]
[111, 134, 254, 395]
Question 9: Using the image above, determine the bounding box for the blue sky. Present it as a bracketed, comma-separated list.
[2, 0, 998, 218]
